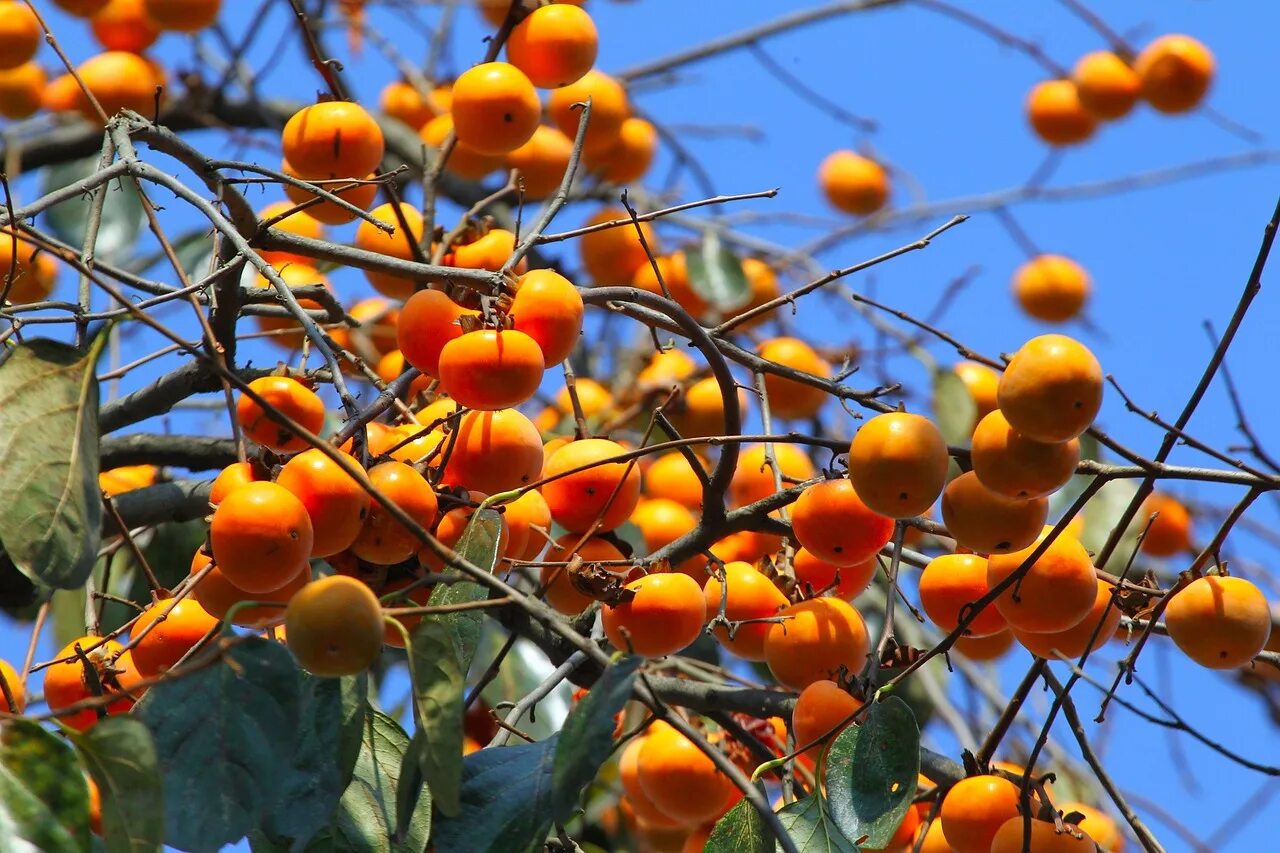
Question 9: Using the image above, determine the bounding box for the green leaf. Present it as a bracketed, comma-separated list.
[395, 735, 429, 844]
[551, 655, 640, 820]
[432, 737, 558, 853]
[775, 795, 857, 852]
[42, 157, 145, 265]
[932, 367, 978, 448]
[69, 717, 164, 853]
[610, 521, 648, 558]
[134, 638, 302, 853]
[706, 794, 773, 853]
[1080, 478, 1146, 570]
[1048, 433, 1100, 523]
[304, 710, 431, 853]
[50, 586, 90, 651]
[0, 336, 107, 589]
[0, 718, 92, 852]
[405, 617, 465, 817]
[259, 673, 368, 845]
[824, 696, 919, 850]
[426, 507, 503, 672]
[685, 231, 751, 312]
[99, 520, 207, 637]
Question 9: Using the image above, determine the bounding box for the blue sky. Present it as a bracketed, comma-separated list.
[12, 2, 1280, 851]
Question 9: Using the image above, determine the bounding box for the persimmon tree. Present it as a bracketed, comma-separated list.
[0, 1, 1276, 852]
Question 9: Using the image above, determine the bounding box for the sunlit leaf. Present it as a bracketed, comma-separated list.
[825, 696, 919, 849]
[932, 367, 978, 448]
[426, 507, 503, 672]
[0, 717, 92, 853]
[686, 230, 751, 312]
[706, 795, 773, 853]
[775, 795, 857, 852]
[42, 157, 145, 265]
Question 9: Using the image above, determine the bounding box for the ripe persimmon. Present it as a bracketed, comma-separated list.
[1164, 575, 1270, 669]
[793, 547, 877, 600]
[914, 818, 953, 853]
[998, 334, 1103, 444]
[986, 527, 1098, 633]
[251, 264, 333, 352]
[256, 200, 324, 268]
[764, 597, 870, 689]
[210, 481, 314, 593]
[43, 637, 133, 731]
[505, 125, 575, 199]
[543, 438, 642, 533]
[548, 69, 629, 153]
[236, 375, 325, 453]
[450, 228, 521, 272]
[439, 408, 545, 495]
[954, 361, 1000, 426]
[636, 723, 739, 825]
[583, 116, 657, 185]
[1072, 51, 1141, 120]
[209, 461, 264, 505]
[540, 534, 626, 615]
[1013, 254, 1091, 323]
[141, 0, 220, 30]
[918, 553, 1007, 637]
[350, 461, 438, 565]
[643, 452, 704, 511]
[1134, 35, 1214, 114]
[98, 463, 158, 497]
[282, 100, 384, 179]
[792, 478, 895, 566]
[277, 448, 372, 557]
[0, 230, 57, 304]
[970, 409, 1080, 500]
[0, 658, 25, 712]
[503, 489, 553, 562]
[941, 470, 1048, 554]
[417, 494, 512, 571]
[632, 254, 705, 319]
[449, 61, 541, 155]
[602, 572, 706, 657]
[190, 549, 311, 627]
[285, 575, 385, 676]
[758, 337, 831, 420]
[420, 113, 505, 180]
[578, 207, 655, 284]
[730, 443, 815, 507]
[437, 328, 545, 410]
[1059, 803, 1124, 852]
[130, 596, 220, 677]
[1026, 80, 1097, 146]
[1014, 581, 1121, 660]
[938, 774, 1024, 853]
[0, 61, 42, 119]
[353, 202, 426, 299]
[848, 412, 950, 519]
[990, 817, 1096, 853]
[282, 162, 379, 226]
[792, 679, 862, 755]
[619, 735, 683, 828]
[0, 2, 39, 70]
[510, 268, 585, 365]
[397, 288, 472, 377]
[702, 561, 787, 660]
[74, 50, 159, 121]
[631, 498, 697, 553]
[819, 150, 889, 216]
[1139, 492, 1192, 557]
[379, 79, 445, 129]
[375, 351, 433, 398]
[953, 629, 1015, 662]
[506, 3, 597, 89]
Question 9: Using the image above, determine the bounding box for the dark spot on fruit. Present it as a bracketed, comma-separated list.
[503, 112, 514, 123]
[290, 530, 299, 540]
[996, 540, 1010, 550]
[899, 491, 909, 500]
[586, 487, 596, 496]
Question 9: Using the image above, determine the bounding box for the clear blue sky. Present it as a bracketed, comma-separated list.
[13, 2, 1280, 851]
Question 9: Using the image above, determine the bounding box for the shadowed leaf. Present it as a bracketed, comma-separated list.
[426, 507, 503, 672]
[825, 695, 919, 849]
[69, 717, 164, 853]
[775, 795, 857, 852]
[686, 230, 751, 312]
[551, 655, 640, 820]
[932, 367, 978, 448]
[432, 736, 558, 853]
[406, 618, 465, 817]
[706, 793, 772, 853]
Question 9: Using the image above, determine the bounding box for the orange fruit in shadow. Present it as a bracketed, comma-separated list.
[1139, 492, 1192, 557]
[285, 575, 385, 676]
[0, 230, 58, 304]
[350, 461, 439, 565]
[540, 533, 625, 615]
[970, 409, 1079, 500]
[420, 113, 505, 180]
[636, 722, 739, 826]
[505, 125, 574, 199]
[1026, 80, 1096, 146]
[43, 637, 134, 731]
[437, 329, 545, 411]
[190, 550, 311, 628]
[1013, 581, 1121, 661]
[990, 817, 1096, 853]
[764, 597, 869, 690]
[209, 481, 314, 594]
[130, 596, 220, 677]
[282, 161, 379, 226]
[941, 470, 1048, 555]
[450, 61, 541, 155]
[918, 553, 1006, 637]
[579, 207, 656, 284]
[602, 572, 705, 657]
[250, 263, 332, 351]
[939, 774, 1024, 853]
[643, 452, 705, 512]
[380, 79, 447, 129]
[584, 116, 658, 186]
[353, 202, 429, 300]
[847, 412, 949, 519]
[953, 361, 1000, 427]
[997, 334, 1103, 444]
[1058, 803, 1125, 852]
[619, 734, 682, 828]
[632, 251, 707, 318]
[985, 527, 1097, 634]
[503, 489, 553, 562]
[702, 561, 787, 661]
[542, 438, 642, 533]
[730, 444, 814, 507]
[397, 287, 472, 377]
[439, 408, 545, 495]
[792, 478, 894, 566]
[506, 3, 598, 89]
[0, 658, 25, 712]
[282, 101, 384, 178]
[1164, 575, 1270, 669]
[236, 376, 325, 454]
[953, 629, 1015, 662]
[142, 0, 220, 31]
[792, 678, 862, 757]
[1134, 35, 1214, 114]
[793, 548, 877, 600]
